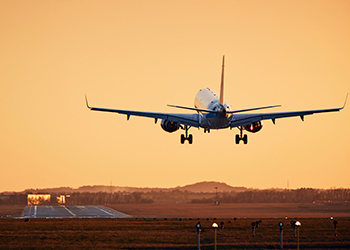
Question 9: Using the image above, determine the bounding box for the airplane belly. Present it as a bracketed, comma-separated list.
[209, 117, 230, 129]
[200, 113, 230, 129]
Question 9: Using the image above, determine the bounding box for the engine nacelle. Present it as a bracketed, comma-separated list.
[244, 121, 263, 133]
[161, 119, 179, 133]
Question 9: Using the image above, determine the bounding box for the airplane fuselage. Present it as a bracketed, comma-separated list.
[194, 88, 232, 129]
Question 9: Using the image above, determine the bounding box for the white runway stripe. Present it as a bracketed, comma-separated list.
[63, 206, 76, 217]
[95, 206, 116, 216]
[17, 205, 130, 218]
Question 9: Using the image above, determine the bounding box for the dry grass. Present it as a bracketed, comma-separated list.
[0, 205, 25, 218]
[0, 218, 349, 249]
[0, 204, 349, 249]
[106, 203, 350, 219]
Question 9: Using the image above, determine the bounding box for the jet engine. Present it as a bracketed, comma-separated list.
[161, 119, 179, 133]
[244, 121, 263, 133]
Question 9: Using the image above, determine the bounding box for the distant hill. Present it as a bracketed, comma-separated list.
[22, 181, 247, 194]
[173, 181, 247, 193]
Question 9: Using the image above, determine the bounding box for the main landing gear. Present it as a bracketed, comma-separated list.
[180, 126, 193, 144]
[236, 126, 248, 144]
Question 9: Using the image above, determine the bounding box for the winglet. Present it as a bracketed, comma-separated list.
[85, 95, 91, 109]
[342, 93, 349, 109]
[219, 55, 225, 105]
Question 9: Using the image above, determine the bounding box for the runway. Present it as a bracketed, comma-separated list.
[21, 205, 131, 218]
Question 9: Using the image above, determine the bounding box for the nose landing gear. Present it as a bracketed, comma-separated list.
[180, 126, 193, 144]
[235, 127, 248, 144]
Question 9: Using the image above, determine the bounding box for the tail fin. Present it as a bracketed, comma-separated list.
[219, 55, 225, 105]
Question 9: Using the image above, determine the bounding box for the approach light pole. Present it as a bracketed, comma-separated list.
[295, 221, 301, 250]
[290, 220, 296, 236]
[333, 220, 338, 237]
[212, 222, 218, 250]
[251, 222, 256, 237]
[196, 222, 201, 250]
[279, 221, 284, 249]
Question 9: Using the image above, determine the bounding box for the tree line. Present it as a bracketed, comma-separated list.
[1, 188, 350, 205]
[66, 192, 154, 205]
[191, 188, 350, 204]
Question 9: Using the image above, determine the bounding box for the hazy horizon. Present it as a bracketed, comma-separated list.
[1, 1, 349, 192]
[2, 180, 349, 193]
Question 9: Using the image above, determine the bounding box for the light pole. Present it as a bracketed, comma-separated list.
[212, 222, 218, 250]
[333, 220, 338, 237]
[196, 222, 201, 250]
[290, 220, 296, 236]
[279, 221, 284, 249]
[215, 187, 219, 205]
[251, 222, 256, 237]
[295, 221, 301, 250]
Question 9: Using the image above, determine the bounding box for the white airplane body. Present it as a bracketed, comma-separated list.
[86, 56, 346, 144]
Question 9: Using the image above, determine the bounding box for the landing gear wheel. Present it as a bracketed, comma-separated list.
[181, 134, 185, 144]
[235, 134, 240, 144]
[180, 126, 193, 144]
[188, 134, 193, 144]
[243, 134, 248, 144]
[236, 127, 248, 145]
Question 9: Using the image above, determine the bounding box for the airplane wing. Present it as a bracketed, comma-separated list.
[85, 97, 200, 128]
[230, 94, 347, 128]
[230, 106, 345, 128]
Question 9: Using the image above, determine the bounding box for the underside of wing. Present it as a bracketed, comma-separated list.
[230, 95, 347, 128]
[230, 107, 344, 128]
[86, 97, 200, 128]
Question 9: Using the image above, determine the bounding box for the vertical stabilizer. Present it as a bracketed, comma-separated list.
[219, 55, 225, 105]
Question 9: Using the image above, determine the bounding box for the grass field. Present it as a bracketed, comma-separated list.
[2, 203, 350, 219]
[1, 204, 349, 249]
[0, 205, 25, 218]
[107, 203, 350, 219]
[0, 218, 349, 249]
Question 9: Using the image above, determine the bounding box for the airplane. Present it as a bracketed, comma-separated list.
[86, 56, 347, 144]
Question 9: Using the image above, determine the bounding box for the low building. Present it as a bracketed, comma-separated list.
[27, 194, 51, 205]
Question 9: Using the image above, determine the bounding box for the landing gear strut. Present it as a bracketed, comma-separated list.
[235, 127, 248, 144]
[181, 126, 193, 144]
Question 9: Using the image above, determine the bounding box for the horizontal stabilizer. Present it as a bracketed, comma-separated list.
[167, 104, 218, 113]
[227, 105, 281, 114]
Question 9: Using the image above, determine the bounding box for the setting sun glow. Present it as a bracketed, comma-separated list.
[1, 0, 349, 192]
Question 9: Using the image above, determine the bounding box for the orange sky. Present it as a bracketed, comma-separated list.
[1, 0, 349, 192]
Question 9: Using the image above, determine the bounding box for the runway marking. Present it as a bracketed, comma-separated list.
[26, 206, 32, 217]
[95, 206, 116, 216]
[62, 206, 76, 217]
[18, 205, 130, 219]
